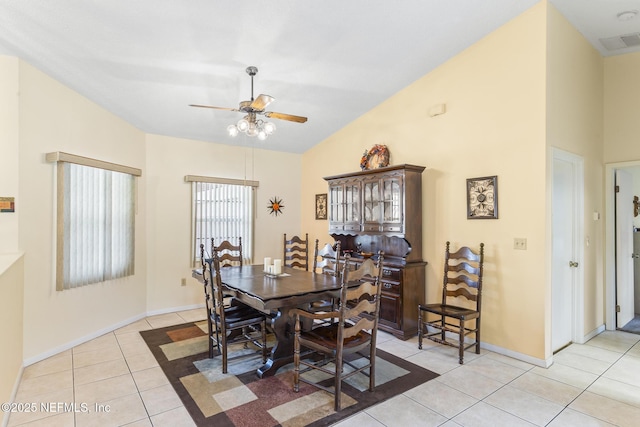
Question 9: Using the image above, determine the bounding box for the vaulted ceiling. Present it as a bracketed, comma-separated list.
[1, 1, 639, 153]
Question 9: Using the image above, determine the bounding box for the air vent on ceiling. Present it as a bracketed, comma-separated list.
[599, 33, 640, 51]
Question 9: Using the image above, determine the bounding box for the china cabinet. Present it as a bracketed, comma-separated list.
[324, 164, 426, 339]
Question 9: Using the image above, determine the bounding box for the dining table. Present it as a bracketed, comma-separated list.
[194, 264, 341, 378]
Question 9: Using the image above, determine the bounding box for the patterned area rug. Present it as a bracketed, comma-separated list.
[140, 321, 438, 427]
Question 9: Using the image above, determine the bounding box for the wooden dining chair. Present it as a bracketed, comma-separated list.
[309, 240, 342, 318]
[200, 244, 267, 373]
[283, 233, 309, 270]
[212, 237, 243, 267]
[312, 239, 341, 276]
[290, 252, 384, 411]
[418, 241, 485, 364]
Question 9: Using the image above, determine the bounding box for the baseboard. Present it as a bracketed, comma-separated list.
[484, 323, 608, 367]
[481, 341, 551, 368]
[146, 303, 204, 317]
[23, 303, 208, 366]
[426, 327, 550, 368]
[22, 312, 148, 367]
[581, 324, 606, 343]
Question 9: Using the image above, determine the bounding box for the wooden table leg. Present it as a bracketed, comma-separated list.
[257, 308, 291, 377]
[257, 306, 313, 378]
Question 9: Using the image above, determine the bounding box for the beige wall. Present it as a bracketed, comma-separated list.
[1, 56, 26, 417]
[4, 0, 636, 370]
[18, 60, 148, 361]
[145, 134, 302, 312]
[13, 62, 305, 361]
[3, 56, 303, 365]
[545, 4, 605, 346]
[0, 254, 24, 423]
[604, 52, 640, 164]
[0, 55, 19, 252]
[302, 1, 611, 363]
[303, 3, 549, 360]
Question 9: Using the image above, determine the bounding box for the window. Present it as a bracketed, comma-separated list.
[47, 152, 141, 290]
[186, 175, 258, 266]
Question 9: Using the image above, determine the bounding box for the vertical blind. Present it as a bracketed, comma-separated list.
[59, 162, 136, 290]
[190, 177, 257, 265]
[47, 152, 141, 291]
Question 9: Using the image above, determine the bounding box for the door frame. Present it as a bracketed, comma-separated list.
[605, 160, 640, 330]
[549, 148, 585, 351]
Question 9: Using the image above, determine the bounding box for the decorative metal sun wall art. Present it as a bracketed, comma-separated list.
[268, 196, 284, 216]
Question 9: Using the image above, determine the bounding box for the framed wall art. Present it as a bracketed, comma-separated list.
[467, 176, 498, 219]
[315, 193, 327, 220]
[0, 197, 15, 213]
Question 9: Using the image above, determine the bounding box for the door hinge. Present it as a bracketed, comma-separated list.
[615, 185, 620, 193]
[616, 305, 621, 312]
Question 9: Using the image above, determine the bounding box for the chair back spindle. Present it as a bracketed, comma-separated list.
[212, 237, 243, 267]
[284, 233, 309, 270]
[313, 239, 341, 276]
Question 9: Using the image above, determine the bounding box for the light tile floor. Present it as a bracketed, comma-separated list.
[6, 309, 640, 427]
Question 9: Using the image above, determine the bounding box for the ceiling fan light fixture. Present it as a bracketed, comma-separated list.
[227, 124, 239, 137]
[246, 123, 258, 137]
[227, 115, 275, 140]
[190, 66, 305, 140]
[237, 118, 249, 132]
[264, 121, 276, 135]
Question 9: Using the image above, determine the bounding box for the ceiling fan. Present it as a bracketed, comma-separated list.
[190, 66, 307, 140]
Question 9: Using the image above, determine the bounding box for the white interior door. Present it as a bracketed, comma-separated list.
[615, 169, 634, 327]
[551, 156, 578, 351]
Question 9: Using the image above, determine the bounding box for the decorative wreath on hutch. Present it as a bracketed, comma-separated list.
[360, 144, 390, 170]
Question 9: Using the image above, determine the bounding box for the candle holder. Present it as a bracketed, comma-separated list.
[264, 258, 283, 275]
[264, 272, 289, 279]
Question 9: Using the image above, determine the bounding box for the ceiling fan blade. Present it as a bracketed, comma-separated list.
[189, 104, 240, 112]
[250, 94, 275, 111]
[264, 111, 308, 123]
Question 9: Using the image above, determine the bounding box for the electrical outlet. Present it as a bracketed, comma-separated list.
[514, 238, 527, 250]
[181, 278, 187, 286]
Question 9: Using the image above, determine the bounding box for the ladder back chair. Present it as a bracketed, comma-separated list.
[312, 239, 341, 276]
[212, 237, 243, 267]
[290, 252, 385, 411]
[200, 244, 267, 373]
[418, 241, 485, 364]
[283, 233, 309, 270]
[310, 240, 342, 318]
